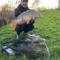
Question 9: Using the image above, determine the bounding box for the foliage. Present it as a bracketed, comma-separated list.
[0, 4, 15, 27]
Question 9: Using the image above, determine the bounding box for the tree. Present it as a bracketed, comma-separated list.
[58, 0, 60, 9]
[32, 0, 39, 9]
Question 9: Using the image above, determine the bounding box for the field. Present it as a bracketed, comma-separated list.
[0, 10, 60, 60]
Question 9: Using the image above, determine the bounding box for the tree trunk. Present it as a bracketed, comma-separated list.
[58, 0, 60, 9]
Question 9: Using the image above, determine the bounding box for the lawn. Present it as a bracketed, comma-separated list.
[0, 10, 60, 60]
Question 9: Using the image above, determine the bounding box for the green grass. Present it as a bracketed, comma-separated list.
[0, 10, 60, 60]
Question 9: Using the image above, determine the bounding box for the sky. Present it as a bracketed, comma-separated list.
[28, 0, 59, 9]
[0, 0, 59, 9]
[39, 0, 58, 9]
[0, 0, 18, 7]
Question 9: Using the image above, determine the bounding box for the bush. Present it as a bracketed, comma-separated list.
[0, 18, 6, 27]
[1, 4, 15, 23]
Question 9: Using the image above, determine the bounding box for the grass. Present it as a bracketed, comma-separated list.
[0, 10, 60, 60]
